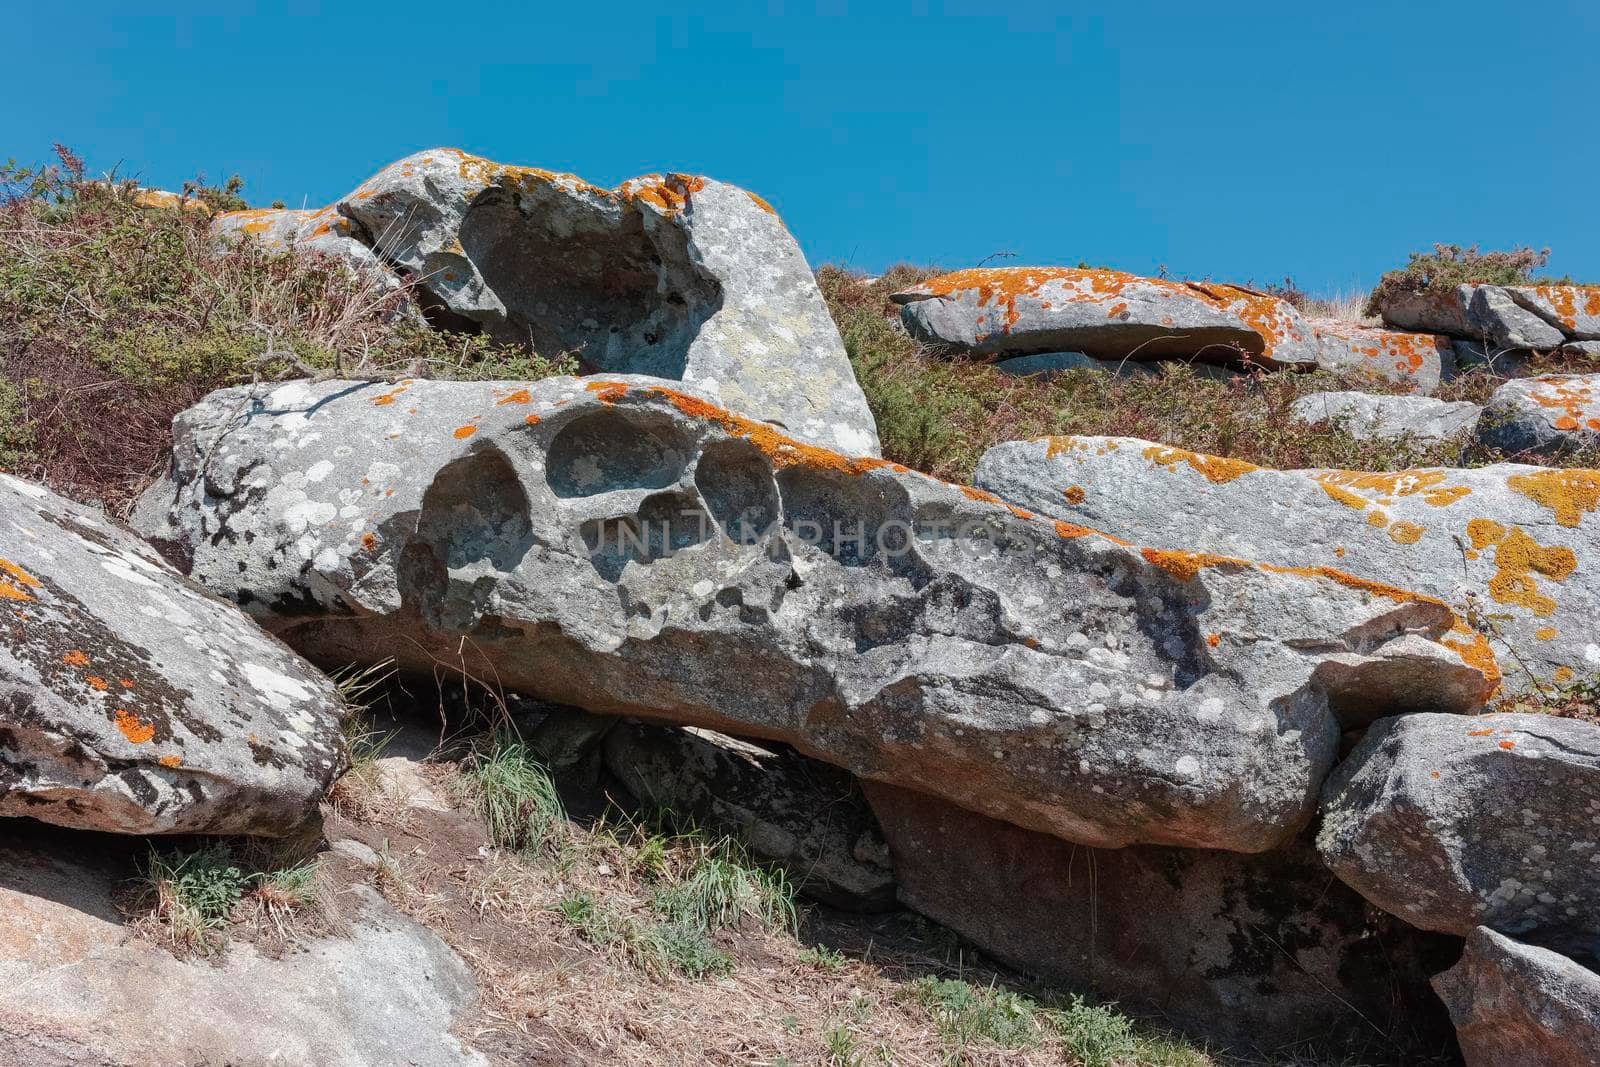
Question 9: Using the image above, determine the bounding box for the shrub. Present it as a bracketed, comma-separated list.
[135, 843, 249, 954]
[1364, 243, 1557, 317]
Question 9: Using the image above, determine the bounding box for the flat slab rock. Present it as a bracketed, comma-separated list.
[865, 782, 1456, 1056]
[974, 435, 1597, 696]
[1309, 319, 1454, 394]
[1433, 926, 1600, 1067]
[136, 375, 1495, 853]
[891, 267, 1321, 367]
[1479, 373, 1600, 457]
[1290, 390, 1481, 444]
[213, 148, 878, 456]
[1318, 712, 1600, 958]
[0, 474, 345, 835]
[1378, 282, 1600, 349]
[0, 827, 484, 1067]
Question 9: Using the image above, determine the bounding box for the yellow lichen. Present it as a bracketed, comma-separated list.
[1506, 469, 1600, 528]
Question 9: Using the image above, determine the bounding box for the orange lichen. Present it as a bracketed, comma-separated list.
[1499, 739, 1517, 749]
[361, 533, 377, 551]
[158, 754, 183, 768]
[1334, 545, 1347, 558]
[960, 486, 1002, 505]
[646, 387, 895, 478]
[745, 191, 778, 216]
[1468, 522, 1576, 617]
[452, 425, 477, 440]
[1206, 633, 1221, 647]
[1064, 485, 1086, 504]
[1443, 627, 1503, 694]
[1315, 321, 1450, 378]
[524, 414, 541, 426]
[1389, 521, 1425, 545]
[86, 676, 108, 691]
[1141, 548, 1250, 582]
[1536, 627, 1557, 641]
[496, 388, 532, 406]
[1467, 728, 1495, 737]
[586, 381, 630, 405]
[1507, 469, 1600, 528]
[120, 679, 134, 689]
[62, 650, 90, 667]
[1555, 666, 1576, 684]
[1005, 504, 1033, 520]
[0, 559, 39, 602]
[1143, 445, 1259, 484]
[1367, 512, 1389, 529]
[113, 708, 155, 744]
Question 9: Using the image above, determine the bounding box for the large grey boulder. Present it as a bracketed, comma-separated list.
[214, 149, 878, 456]
[891, 267, 1322, 367]
[1433, 926, 1600, 1067]
[1479, 373, 1600, 457]
[1290, 390, 1481, 444]
[1318, 712, 1600, 958]
[974, 435, 1598, 695]
[1309, 319, 1453, 393]
[866, 782, 1456, 1056]
[0, 473, 346, 835]
[604, 723, 895, 909]
[135, 376, 1495, 853]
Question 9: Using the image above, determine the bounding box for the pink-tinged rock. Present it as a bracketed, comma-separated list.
[1310, 319, 1452, 393]
[891, 267, 1321, 367]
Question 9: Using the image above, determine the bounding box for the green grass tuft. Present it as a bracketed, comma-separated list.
[464, 733, 566, 854]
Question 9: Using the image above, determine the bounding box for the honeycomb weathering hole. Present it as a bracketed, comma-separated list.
[416, 447, 533, 572]
[459, 186, 722, 378]
[777, 467, 912, 567]
[694, 439, 781, 544]
[546, 410, 691, 498]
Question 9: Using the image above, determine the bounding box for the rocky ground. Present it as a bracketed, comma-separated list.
[4, 150, 1600, 1066]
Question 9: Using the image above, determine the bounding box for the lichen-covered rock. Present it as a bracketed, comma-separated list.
[1479, 373, 1600, 457]
[1318, 712, 1600, 957]
[974, 435, 1598, 695]
[1310, 320, 1453, 393]
[212, 206, 399, 291]
[890, 267, 1321, 368]
[135, 376, 1495, 852]
[603, 723, 895, 909]
[213, 148, 876, 456]
[1433, 926, 1600, 1067]
[1290, 390, 1481, 444]
[0, 474, 346, 835]
[865, 782, 1456, 1055]
[1376, 282, 1600, 350]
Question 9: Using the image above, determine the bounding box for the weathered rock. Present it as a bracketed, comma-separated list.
[0, 474, 346, 835]
[212, 205, 400, 291]
[212, 149, 877, 455]
[135, 376, 1495, 852]
[604, 723, 895, 909]
[865, 782, 1457, 1055]
[1290, 390, 1481, 444]
[1318, 712, 1600, 958]
[974, 435, 1598, 695]
[0, 824, 485, 1067]
[1310, 319, 1453, 393]
[1479, 373, 1600, 457]
[891, 267, 1321, 367]
[1377, 282, 1600, 350]
[1433, 926, 1600, 1067]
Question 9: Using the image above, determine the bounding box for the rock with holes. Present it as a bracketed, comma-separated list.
[213, 149, 878, 456]
[0, 474, 346, 835]
[1478, 373, 1600, 457]
[889, 267, 1321, 367]
[974, 435, 1600, 696]
[604, 722, 895, 910]
[1310, 320, 1454, 393]
[864, 782, 1457, 1055]
[1318, 712, 1600, 958]
[1289, 391, 1481, 445]
[135, 376, 1496, 852]
[1433, 926, 1600, 1067]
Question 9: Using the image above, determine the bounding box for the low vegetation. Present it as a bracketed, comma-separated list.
[1363, 243, 1567, 318]
[0, 147, 572, 511]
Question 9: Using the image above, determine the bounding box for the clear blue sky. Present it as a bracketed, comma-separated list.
[9, 2, 1597, 294]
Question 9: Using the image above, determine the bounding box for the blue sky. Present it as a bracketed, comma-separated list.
[8, 2, 1597, 293]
